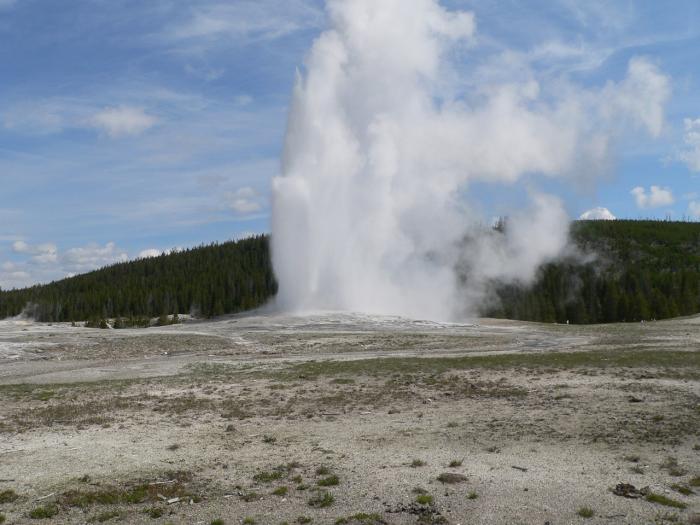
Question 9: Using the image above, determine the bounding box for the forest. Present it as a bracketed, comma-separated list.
[485, 220, 700, 323]
[0, 235, 276, 323]
[0, 221, 699, 324]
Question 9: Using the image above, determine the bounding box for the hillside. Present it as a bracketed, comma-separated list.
[486, 220, 700, 323]
[0, 236, 276, 323]
[1, 221, 699, 324]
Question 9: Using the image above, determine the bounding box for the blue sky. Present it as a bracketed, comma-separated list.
[1, 0, 699, 289]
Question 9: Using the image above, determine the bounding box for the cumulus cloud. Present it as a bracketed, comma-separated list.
[226, 187, 263, 215]
[62, 242, 128, 272]
[89, 106, 157, 138]
[601, 57, 670, 138]
[631, 185, 674, 209]
[679, 117, 700, 172]
[12, 240, 58, 264]
[579, 207, 616, 220]
[138, 249, 163, 259]
[689, 201, 700, 219]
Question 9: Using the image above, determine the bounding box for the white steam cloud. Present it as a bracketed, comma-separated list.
[271, 0, 670, 321]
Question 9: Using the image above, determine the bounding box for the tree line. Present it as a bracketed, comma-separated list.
[0, 236, 277, 322]
[0, 221, 698, 325]
[484, 220, 700, 323]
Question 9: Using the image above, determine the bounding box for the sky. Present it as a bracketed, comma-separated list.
[1, 0, 699, 290]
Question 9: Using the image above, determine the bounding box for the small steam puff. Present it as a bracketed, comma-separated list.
[272, 0, 670, 321]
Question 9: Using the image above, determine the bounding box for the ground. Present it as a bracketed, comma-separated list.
[0, 312, 698, 525]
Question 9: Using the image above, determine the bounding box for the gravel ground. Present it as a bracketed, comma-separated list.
[0, 312, 698, 524]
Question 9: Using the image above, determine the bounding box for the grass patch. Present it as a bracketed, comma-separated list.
[0, 514, 5, 524]
[240, 491, 262, 502]
[448, 459, 462, 467]
[416, 494, 433, 505]
[645, 493, 687, 509]
[315, 466, 330, 476]
[689, 476, 700, 487]
[271, 350, 700, 380]
[308, 491, 334, 508]
[0, 490, 18, 504]
[210, 520, 224, 525]
[273, 486, 289, 496]
[335, 513, 385, 524]
[577, 507, 594, 518]
[243, 518, 256, 525]
[410, 459, 426, 468]
[29, 504, 59, 519]
[296, 517, 312, 524]
[317, 475, 339, 487]
[670, 483, 694, 496]
[253, 470, 285, 483]
[89, 510, 121, 523]
[144, 506, 164, 519]
[467, 492, 478, 500]
[437, 473, 467, 484]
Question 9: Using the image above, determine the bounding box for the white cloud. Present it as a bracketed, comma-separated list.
[168, 1, 323, 43]
[689, 201, 700, 218]
[679, 117, 700, 172]
[138, 248, 162, 258]
[579, 207, 616, 220]
[226, 186, 263, 214]
[62, 242, 128, 272]
[12, 240, 58, 264]
[631, 185, 674, 209]
[601, 57, 671, 138]
[89, 106, 157, 138]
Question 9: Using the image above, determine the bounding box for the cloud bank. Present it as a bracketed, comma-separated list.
[271, 0, 671, 321]
[631, 185, 674, 209]
[579, 207, 616, 220]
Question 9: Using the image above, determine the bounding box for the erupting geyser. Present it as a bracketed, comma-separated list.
[272, 0, 670, 321]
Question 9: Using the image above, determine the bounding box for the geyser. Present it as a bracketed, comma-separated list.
[272, 0, 669, 321]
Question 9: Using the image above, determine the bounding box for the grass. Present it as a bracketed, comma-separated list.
[29, 504, 59, 519]
[410, 459, 426, 468]
[335, 513, 385, 524]
[689, 476, 700, 487]
[253, 470, 285, 483]
[670, 483, 694, 496]
[240, 491, 262, 502]
[0, 514, 5, 524]
[317, 475, 339, 487]
[273, 486, 289, 496]
[645, 493, 687, 509]
[308, 491, 334, 508]
[262, 435, 277, 444]
[0, 490, 18, 504]
[270, 350, 700, 380]
[467, 492, 478, 500]
[315, 466, 330, 476]
[210, 520, 224, 525]
[296, 517, 312, 524]
[416, 494, 434, 505]
[448, 459, 463, 467]
[89, 510, 121, 523]
[243, 518, 256, 525]
[144, 507, 164, 519]
[436, 473, 467, 484]
[577, 507, 594, 518]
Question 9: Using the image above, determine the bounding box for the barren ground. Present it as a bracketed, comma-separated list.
[0, 313, 698, 525]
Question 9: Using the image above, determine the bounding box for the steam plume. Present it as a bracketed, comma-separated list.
[272, 0, 670, 321]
